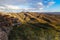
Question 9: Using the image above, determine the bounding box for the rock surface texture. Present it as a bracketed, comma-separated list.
[0, 14, 19, 40]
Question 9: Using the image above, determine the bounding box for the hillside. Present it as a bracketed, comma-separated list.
[7, 12, 60, 30]
[0, 12, 60, 40]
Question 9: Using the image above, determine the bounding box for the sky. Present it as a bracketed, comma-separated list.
[0, 0, 60, 12]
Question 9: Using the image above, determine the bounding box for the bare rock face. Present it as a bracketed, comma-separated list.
[0, 28, 8, 40]
[0, 14, 20, 40]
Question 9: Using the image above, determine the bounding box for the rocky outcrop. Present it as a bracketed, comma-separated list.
[0, 14, 20, 40]
[0, 12, 60, 40]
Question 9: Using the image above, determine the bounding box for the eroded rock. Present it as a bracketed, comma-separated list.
[0, 14, 20, 40]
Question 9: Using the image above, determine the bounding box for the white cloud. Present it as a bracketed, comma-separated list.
[37, 2, 45, 10]
[18, 0, 28, 2]
[0, 6, 5, 9]
[37, 1, 55, 9]
[37, 2, 43, 6]
[0, 0, 56, 12]
[0, 9, 4, 12]
[18, 8, 37, 12]
[0, 5, 37, 12]
[0, 0, 29, 5]
[5, 5, 20, 10]
[0, 5, 21, 12]
[46, 1, 55, 8]
[0, 5, 20, 10]
[48, 1, 55, 6]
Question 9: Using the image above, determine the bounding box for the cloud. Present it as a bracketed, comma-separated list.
[0, 4, 36, 12]
[0, 0, 56, 12]
[0, 5, 20, 10]
[37, 2, 44, 7]
[0, 5, 21, 12]
[48, 1, 55, 6]
[0, 6, 5, 9]
[0, 9, 5, 12]
[36, 1, 55, 10]
[0, 0, 29, 5]
[18, 0, 28, 2]
[47, 1, 55, 7]
[5, 5, 20, 10]
[37, 2, 44, 10]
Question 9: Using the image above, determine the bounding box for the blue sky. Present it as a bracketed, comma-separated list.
[0, 0, 60, 12]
